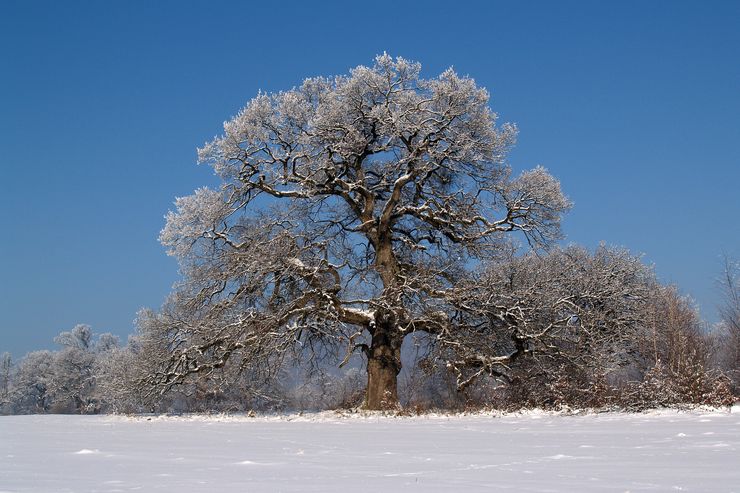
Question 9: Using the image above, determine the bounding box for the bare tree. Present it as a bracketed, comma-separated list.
[152, 54, 571, 409]
[1, 352, 12, 411]
[718, 255, 740, 387]
[644, 286, 710, 375]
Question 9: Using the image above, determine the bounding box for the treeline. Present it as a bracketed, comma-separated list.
[1, 325, 119, 414]
[1, 255, 738, 415]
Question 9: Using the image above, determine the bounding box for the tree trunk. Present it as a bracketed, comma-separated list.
[365, 229, 403, 410]
[364, 325, 402, 410]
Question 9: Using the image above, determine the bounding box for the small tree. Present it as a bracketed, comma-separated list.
[151, 54, 573, 409]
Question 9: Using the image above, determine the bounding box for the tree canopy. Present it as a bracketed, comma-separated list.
[152, 54, 578, 409]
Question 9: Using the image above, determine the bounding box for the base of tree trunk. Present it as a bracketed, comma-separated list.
[363, 360, 398, 410]
[363, 325, 402, 410]
[364, 356, 401, 410]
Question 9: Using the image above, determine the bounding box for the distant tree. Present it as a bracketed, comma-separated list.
[149, 54, 572, 409]
[12, 351, 55, 413]
[718, 256, 740, 388]
[619, 284, 735, 408]
[644, 286, 710, 375]
[49, 325, 121, 413]
[50, 347, 96, 412]
[0, 352, 12, 411]
[95, 333, 120, 353]
[54, 324, 94, 350]
[96, 336, 149, 413]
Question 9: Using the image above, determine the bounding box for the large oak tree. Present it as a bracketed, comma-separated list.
[154, 55, 573, 409]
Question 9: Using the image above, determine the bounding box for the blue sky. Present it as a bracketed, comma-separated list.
[1, 0, 738, 357]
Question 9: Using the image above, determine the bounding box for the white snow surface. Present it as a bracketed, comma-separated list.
[2, 407, 740, 492]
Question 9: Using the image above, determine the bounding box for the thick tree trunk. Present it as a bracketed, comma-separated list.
[364, 325, 402, 410]
[364, 228, 403, 410]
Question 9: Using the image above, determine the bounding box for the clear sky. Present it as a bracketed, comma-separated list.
[1, 0, 738, 357]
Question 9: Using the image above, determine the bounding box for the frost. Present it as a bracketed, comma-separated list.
[159, 187, 230, 258]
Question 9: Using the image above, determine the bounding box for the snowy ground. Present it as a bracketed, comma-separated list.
[1, 408, 739, 492]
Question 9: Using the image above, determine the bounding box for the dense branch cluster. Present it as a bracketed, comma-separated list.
[438, 246, 654, 390]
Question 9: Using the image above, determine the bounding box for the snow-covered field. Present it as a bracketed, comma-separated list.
[2, 408, 739, 492]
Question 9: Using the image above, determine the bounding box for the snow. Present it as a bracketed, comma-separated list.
[1, 408, 739, 492]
